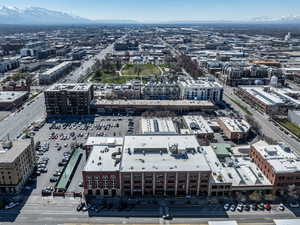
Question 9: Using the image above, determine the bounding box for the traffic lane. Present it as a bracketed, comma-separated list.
[0, 93, 45, 140]
[223, 92, 300, 153]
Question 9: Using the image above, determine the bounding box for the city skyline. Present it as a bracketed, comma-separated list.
[1, 0, 300, 22]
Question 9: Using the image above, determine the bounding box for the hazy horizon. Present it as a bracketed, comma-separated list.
[1, 0, 300, 22]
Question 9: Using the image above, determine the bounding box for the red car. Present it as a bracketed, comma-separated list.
[264, 203, 271, 211]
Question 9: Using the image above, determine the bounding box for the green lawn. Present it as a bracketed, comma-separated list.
[276, 119, 300, 137]
[121, 64, 160, 76]
[91, 71, 144, 84]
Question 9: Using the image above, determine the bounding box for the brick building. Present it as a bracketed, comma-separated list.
[250, 141, 300, 195]
[0, 139, 35, 194]
[82, 135, 211, 197]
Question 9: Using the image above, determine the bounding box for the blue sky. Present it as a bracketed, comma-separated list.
[1, 0, 300, 21]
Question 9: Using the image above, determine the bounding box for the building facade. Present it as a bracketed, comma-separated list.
[44, 83, 94, 116]
[0, 139, 35, 194]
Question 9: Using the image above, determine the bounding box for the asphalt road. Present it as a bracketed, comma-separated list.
[0, 93, 45, 140]
[223, 85, 300, 153]
[1, 198, 299, 225]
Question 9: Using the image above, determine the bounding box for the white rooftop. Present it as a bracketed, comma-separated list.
[120, 135, 211, 172]
[140, 118, 177, 134]
[219, 117, 250, 133]
[85, 137, 124, 146]
[240, 86, 284, 106]
[183, 115, 214, 135]
[42, 61, 72, 76]
[84, 145, 122, 172]
[0, 91, 27, 102]
[204, 147, 271, 187]
[252, 140, 300, 173]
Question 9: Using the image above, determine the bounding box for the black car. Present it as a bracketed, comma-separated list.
[244, 204, 250, 211]
[77, 202, 85, 211]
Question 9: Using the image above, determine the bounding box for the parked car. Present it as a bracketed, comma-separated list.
[223, 203, 230, 211]
[230, 204, 236, 211]
[258, 203, 265, 210]
[237, 204, 243, 212]
[244, 204, 250, 211]
[250, 204, 258, 211]
[278, 203, 285, 211]
[264, 203, 271, 211]
[50, 177, 58, 183]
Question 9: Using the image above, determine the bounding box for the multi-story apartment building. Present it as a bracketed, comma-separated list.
[222, 63, 285, 87]
[0, 139, 35, 194]
[39, 61, 72, 85]
[178, 77, 223, 104]
[44, 83, 94, 116]
[0, 57, 20, 73]
[250, 141, 300, 195]
[143, 82, 180, 100]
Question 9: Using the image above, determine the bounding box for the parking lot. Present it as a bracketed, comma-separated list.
[29, 115, 140, 196]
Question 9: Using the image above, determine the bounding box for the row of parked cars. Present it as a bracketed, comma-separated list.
[224, 202, 300, 212]
[224, 203, 272, 212]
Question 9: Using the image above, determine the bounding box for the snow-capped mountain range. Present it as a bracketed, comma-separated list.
[0, 6, 91, 24]
[0, 5, 300, 25]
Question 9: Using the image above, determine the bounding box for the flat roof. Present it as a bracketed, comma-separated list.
[0, 91, 27, 102]
[85, 137, 124, 146]
[120, 135, 211, 172]
[204, 147, 271, 187]
[240, 86, 284, 106]
[210, 143, 232, 157]
[178, 79, 223, 89]
[140, 118, 177, 134]
[183, 115, 214, 135]
[42, 61, 72, 76]
[219, 117, 250, 133]
[84, 145, 121, 172]
[91, 99, 214, 107]
[47, 83, 92, 92]
[252, 140, 300, 173]
[0, 139, 31, 163]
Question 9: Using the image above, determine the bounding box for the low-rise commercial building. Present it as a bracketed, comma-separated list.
[183, 115, 214, 138]
[218, 117, 250, 140]
[45, 83, 94, 116]
[140, 118, 177, 135]
[0, 139, 35, 194]
[0, 91, 29, 110]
